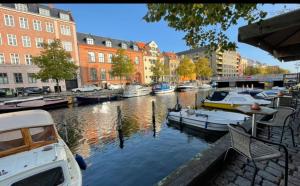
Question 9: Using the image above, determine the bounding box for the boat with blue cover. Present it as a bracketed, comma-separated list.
[152, 82, 175, 94]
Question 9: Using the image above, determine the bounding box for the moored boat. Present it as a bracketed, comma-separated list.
[76, 95, 119, 105]
[176, 82, 197, 92]
[202, 90, 271, 110]
[198, 84, 212, 89]
[0, 110, 82, 185]
[153, 82, 175, 94]
[1, 96, 44, 105]
[123, 84, 152, 98]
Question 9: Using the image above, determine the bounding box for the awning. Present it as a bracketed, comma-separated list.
[238, 9, 300, 62]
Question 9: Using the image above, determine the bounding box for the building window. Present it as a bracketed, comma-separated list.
[0, 53, 5, 64]
[105, 41, 112, 47]
[108, 54, 113, 63]
[35, 38, 43, 48]
[59, 13, 70, 21]
[60, 25, 71, 35]
[86, 38, 94, 45]
[48, 39, 54, 45]
[39, 8, 50, 16]
[90, 68, 97, 81]
[109, 70, 115, 80]
[25, 54, 32, 65]
[28, 73, 37, 83]
[0, 73, 8, 84]
[14, 73, 23, 83]
[15, 4, 28, 12]
[10, 53, 20, 64]
[121, 43, 127, 49]
[45, 22, 54, 33]
[22, 36, 31, 47]
[88, 52, 96, 62]
[135, 56, 139, 64]
[98, 53, 104, 63]
[33, 20, 42, 31]
[4, 15, 14, 27]
[62, 41, 72, 51]
[133, 45, 138, 51]
[101, 69, 106, 80]
[19, 17, 29, 29]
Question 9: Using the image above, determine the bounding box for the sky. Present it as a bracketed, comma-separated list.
[55, 3, 300, 72]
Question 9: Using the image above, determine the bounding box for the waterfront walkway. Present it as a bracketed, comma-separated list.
[208, 124, 300, 186]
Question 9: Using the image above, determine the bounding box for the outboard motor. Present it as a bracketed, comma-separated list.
[75, 154, 87, 170]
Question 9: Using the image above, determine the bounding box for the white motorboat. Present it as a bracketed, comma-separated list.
[2, 96, 44, 105]
[202, 90, 271, 110]
[153, 82, 175, 94]
[167, 108, 249, 132]
[176, 82, 197, 92]
[123, 84, 152, 98]
[0, 110, 82, 186]
[198, 84, 212, 89]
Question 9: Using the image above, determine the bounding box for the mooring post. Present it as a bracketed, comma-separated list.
[63, 121, 69, 143]
[117, 106, 122, 130]
[195, 93, 198, 110]
[152, 100, 156, 125]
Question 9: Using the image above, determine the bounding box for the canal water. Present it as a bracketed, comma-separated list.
[49, 90, 219, 186]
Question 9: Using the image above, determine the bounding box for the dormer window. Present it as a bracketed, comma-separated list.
[86, 38, 94, 45]
[105, 41, 112, 47]
[39, 8, 50, 16]
[59, 13, 70, 21]
[15, 4, 28, 12]
[121, 43, 127, 49]
[133, 45, 138, 51]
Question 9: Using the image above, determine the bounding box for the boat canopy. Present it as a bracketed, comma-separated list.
[208, 91, 228, 101]
[0, 110, 54, 132]
[154, 82, 170, 90]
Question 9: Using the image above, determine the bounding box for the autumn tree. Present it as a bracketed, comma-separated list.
[144, 4, 267, 52]
[244, 66, 261, 75]
[194, 58, 212, 81]
[32, 39, 78, 92]
[176, 57, 195, 80]
[111, 49, 135, 83]
[151, 60, 170, 82]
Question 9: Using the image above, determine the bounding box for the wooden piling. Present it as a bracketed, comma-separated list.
[152, 100, 155, 125]
[117, 106, 122, 130]
[195, 93, 198, 109]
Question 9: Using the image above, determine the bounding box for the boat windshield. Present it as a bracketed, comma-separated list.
[208, 91, 228, 101]
[0, 125, 57, 158]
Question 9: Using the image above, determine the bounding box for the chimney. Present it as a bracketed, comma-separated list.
[48, 4, 54, 8]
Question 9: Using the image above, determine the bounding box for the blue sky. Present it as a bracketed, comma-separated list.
[55, 3, 300, 72]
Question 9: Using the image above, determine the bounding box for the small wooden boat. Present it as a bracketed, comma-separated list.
[76, 95, 119, 104]
[2, 96, 44, 105]
[167, 108, 249, 132]
[0, 110, 82, 185]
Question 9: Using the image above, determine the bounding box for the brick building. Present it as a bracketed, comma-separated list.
[0, 3, 80, 92]
[77, 32, 144, 86]
[162, 52, 180, 82]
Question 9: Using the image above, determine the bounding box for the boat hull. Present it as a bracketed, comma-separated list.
[76, 95, 118, 105]
[153, 89, 174, 94]
[122, 89, 151, 98]
[202, 102, 240, 110]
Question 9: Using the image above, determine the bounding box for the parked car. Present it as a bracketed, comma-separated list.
[71, 85, 102, 92]
[22, 87, 50, 96]
[107, 84, 124, 90]
[0, 88, 6, 97]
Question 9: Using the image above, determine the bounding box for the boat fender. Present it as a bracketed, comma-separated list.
[75, 154, 87, 170]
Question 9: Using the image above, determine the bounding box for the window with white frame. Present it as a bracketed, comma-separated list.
[15, 4, 28, 12]
[0, 73, 8, 84]
[33, 20, 42, 31]
[133, 45, 138, 51]
[62, 41, 72, 51]
[25, 54, 32, 65]
[86, 38, 94, 45]
[90, 68, 97, 81]
[7, 34, 17, 46]
[108, 54, 113, 63]
[48, 39, 54, 45]
[135, 56, 139, 64]
[105, 41, 112, 47]
[60, 25, 71, 36]
[14, 73, 23, 83]
[35, 38, 43, 48]
[101, 69, 106, 80]
[59, 13, 70, 21]
[0, 54, 5, 64]
[88, 52, 96, 62]
[98, 53, 104, 63]
[39, 8, 50, 16]
[10, 53, 20, 64]
[45, 22, 54, 33]
[28, 73, 37, 83]
[19, 17, 29, 29]
[121, 43, 127, 49]
[4, 15, 14, 27]
[22, 36, 31, 47]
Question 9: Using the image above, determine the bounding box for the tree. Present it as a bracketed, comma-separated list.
[244, 66, 261, 75]
[176, 57, 195, 80]
[151, 60, 170, 82]
[111, 49, 135, 83]
[194, 58, 212, 81]
[32, 39, 78, 93]
[144, 4, 267, 52]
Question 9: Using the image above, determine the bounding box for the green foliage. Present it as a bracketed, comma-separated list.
[194, 58, 212, 79]
[111, 49, 135, 82]
[32, 39, 78, 91]
[244, 66, 261, 75]
[150, 60, 170, 82]
[176, 56, 195, 79]
[144, 4, 267, 52]
[244, 65, 289, 75]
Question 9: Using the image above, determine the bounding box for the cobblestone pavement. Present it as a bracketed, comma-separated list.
[208, 121, 300, 186]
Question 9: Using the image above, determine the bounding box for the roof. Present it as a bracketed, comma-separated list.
[163, 52, 178, 60]
[0, 110, 54, 132]
[238, 8, 300, 62]
[77, 32, 138, 51]
[136, 42, 146, 49]
[1, 3, 74, 22]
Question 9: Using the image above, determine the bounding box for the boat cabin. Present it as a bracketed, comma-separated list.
[207, 91, 229, 101]
[154, 82, 170, 90]
[0, 110, 58, 158]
